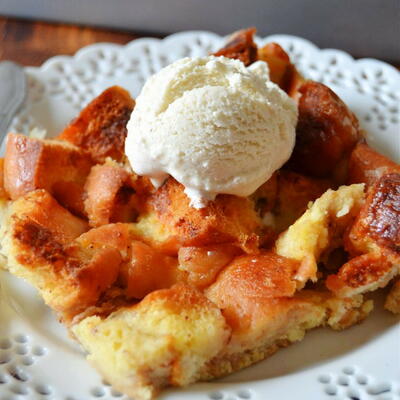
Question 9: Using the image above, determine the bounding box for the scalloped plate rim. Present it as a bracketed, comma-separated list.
[24, 30, 400, 80]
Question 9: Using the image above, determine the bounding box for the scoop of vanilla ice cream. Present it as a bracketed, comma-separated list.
[125, 56, 297, 208]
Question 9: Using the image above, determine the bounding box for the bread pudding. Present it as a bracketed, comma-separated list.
[0, 28, 399, 400]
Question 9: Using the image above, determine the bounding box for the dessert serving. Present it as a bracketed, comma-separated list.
[0, 28, 399, 400]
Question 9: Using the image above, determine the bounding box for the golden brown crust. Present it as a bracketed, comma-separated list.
[213, 30, 304, 97]
[143, 283, 216, 313]
[257, 42, 305, 96]
[213, 28, 258, 66]
[149, 178, 261, 253]
[361, 174, 400, 252]
[287, 81, 361, 179]
[348, 142, 400, 188]
[257, 42, 290, 86]
[72, 283, 231, 400]
[65, 245, 122, 318]
[4, 133, 42, 199]
[77, 223, 132, 256]
[325, 252, 395, 296]
[347, 173, 400, 255]
[178, 244, 241, 289]
[206, 252, 298, 332]
[119, 240, 183, 299]
[274, 171, 332, 232]
[327, 174, 400, 297]
[14, 219, 69, 268]
[4, 133, 93, 216]
[77, 223, 184, 300]
[52, 181, 88, 218]
[84, 162, 138, 227]
[1, 190, 121, 321]
[0, 158, 8, 199]
[10, 189, 89, 243]
[58, 86, 134, 162]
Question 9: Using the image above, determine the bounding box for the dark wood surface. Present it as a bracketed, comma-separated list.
[0, 16, 161, 66]
[0, 16, 398, 69]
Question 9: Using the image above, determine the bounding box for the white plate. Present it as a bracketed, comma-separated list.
[0, 31, 399, 400]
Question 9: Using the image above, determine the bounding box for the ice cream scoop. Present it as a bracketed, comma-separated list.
[125, 56, 297, 208]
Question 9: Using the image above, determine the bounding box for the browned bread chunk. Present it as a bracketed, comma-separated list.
[149, 178, 261, 253]
[348, 142, 400, 188]
[326, 252, 395, 297]
[0, 158, 8, 199]
[77, 223, 185, 299]
[257, 42, 305, 96]
[0, 190, 121, 322]
[72, 284, 231, 400]
[206, 252, 298, 331]
[84, 161, 140, 227]
[58, 86, 134, 162]
[275, 171, 331, 231]
[4, 133, 93, 216]
[213, 29, 304, 97]
[326, 174, 400, 296]
[287, 81, 361, 179]
[178, 244, 241, 289]
[346, 173, 400, 256]
[205, 252, 341, 352]
[213, 27, 258, 66]
[254, 171, 332, 233]
[119, 240, 182, 299]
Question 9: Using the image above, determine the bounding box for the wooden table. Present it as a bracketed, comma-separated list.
[0, 16, 161, 66]
[1, 16, 398, 70]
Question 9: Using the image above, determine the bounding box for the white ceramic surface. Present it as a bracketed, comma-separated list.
[0, 31, 399, 400]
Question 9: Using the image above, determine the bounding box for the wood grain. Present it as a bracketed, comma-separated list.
[0, 16, 161, 66]
[0, 16, 398, 69]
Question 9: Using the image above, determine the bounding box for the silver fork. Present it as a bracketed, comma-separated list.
[0, 61, 27, 143]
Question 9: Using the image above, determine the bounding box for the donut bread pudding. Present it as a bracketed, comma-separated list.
[0, 29, 399, 400]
